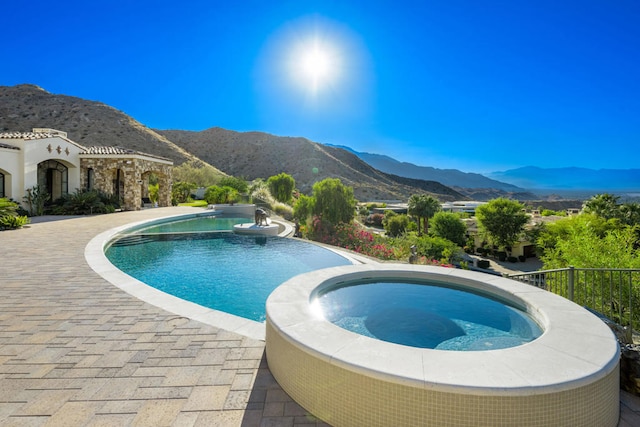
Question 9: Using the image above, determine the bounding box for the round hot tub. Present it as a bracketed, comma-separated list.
[265, 264, 620, 427]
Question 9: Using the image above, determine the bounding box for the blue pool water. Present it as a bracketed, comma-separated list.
[131, 216, 251, 234]
[106, 227, 352, 322]
[316, 280, 542, 350]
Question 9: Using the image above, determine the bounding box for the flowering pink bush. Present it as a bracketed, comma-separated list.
[416, 256, 454, 268]
[308, 219, 396, 260]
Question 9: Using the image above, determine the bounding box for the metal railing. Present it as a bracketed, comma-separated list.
[507, 267, 640, 331]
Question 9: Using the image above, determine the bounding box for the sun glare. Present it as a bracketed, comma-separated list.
[302, 46, 331, 82]
[291, 38, 339, 94]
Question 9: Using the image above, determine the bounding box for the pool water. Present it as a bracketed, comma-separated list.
[315, 280, 542, 350]
[131, 216, 251, 234]
[106, 232, 352, 322]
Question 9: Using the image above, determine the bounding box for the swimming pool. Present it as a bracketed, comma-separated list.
[104, 216, 353, 322]
[131, 215, 251, 233]
[315, 279, 542, 350]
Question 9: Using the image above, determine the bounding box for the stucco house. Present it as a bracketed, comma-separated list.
[0, 128, 172, 211]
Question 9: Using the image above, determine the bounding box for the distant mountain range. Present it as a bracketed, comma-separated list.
[328, 145, 522, 191]
[487, 166, 640, 192]
[331, 145, 640, 194]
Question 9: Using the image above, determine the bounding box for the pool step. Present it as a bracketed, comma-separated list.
[110, 234, 156, 247]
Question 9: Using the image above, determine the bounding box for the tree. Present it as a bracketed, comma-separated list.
[407, 194, 441, 235]
[267, 173, 296, 203]
[541, 224, 640, 270]
[148, 183, 159, 203]
[383, 213, 410, 237]
[204, 185, 239, 204]
[582, 193, 621, 220]
[414, 235, 461, 263]
[475, 198, 529, 251]
[293, 194, 315, 222]
[172, 161, 225, 187]
[219, 176, 248, 194]
[311, 178, 356, 225]
[430, 211, 467, 246]
[620, 202, 640, 226]
[172, 182, 197, 204]
[536, 213, 630, 263]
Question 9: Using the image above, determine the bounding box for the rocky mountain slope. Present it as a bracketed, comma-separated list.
[157, 128, 464, 201]
[0, 84, 204, 165]
[0, 84, 464, 201]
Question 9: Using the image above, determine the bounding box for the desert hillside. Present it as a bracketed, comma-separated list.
[0, 84, 203, 165]
[1, 84, 465, 201]
[157, 128, 465, 201]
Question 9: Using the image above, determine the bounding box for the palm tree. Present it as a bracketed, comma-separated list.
[620, 202, 640, 226]
[407, 194, 441, 235]
[582, 193, 620, 220]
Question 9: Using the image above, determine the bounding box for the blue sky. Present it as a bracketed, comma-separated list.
[2, 1, 639, 173]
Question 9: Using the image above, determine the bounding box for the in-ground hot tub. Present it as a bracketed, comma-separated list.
[265, 264, 620, 427]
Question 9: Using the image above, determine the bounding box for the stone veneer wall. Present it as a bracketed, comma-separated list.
[80, 157, 172, 210]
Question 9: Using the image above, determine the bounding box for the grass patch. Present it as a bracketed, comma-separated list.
[178, 200, 208, 207]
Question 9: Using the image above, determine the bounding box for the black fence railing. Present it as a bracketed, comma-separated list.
[507, 267, 640, 332]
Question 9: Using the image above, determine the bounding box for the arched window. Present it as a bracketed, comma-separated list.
[0, 171, 5, 198]
[37, 160, 68, 202]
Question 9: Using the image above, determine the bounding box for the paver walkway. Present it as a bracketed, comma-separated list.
[1, 207, 639, 426]
[0, 208, 328, 427]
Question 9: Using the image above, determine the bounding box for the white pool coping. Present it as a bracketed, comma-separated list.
[266, 264, 621, 395]
[84, 212, 361, 341]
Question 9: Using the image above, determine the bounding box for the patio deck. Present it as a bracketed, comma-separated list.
[0, 207, 638, 426]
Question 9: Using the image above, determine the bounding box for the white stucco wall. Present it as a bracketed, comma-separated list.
[0, 135, 84, 207]
[0, 146, 23, 200]
[23, 136, 82, 195]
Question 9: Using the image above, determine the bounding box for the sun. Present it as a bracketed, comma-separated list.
[291, 38, 339, 94]
[301, 45, 331, 83]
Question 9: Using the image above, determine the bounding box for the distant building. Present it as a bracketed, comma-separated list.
[0, 128, 173, 211]
[441, 201, 486, 215]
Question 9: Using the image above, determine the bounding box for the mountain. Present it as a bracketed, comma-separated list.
[331, 145, 523, 192]
[0, 84, 205, 166]
[0, 84, 464, 202]
[487, 166, 640, 191]
[156, 128, 465, 201]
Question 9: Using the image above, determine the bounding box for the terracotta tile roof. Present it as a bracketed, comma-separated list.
[0, 131, 58, 140]
[81, 146, 172, 162]
[0, 132, 172, 163]
[81, 146, 138, 155]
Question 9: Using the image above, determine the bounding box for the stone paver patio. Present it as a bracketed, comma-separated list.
[0, 208, 328, 426]
[1, 207, 639, 426]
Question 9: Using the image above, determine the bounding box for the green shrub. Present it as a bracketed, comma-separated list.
[383, 214, 409, 237]
[49, 189, 120, 215]
[0, 197, 19, 217]
[414, 235, 460, 262]
[365, 213, 384, 227]
[23, 186, 48, 216]
[204, 185, 239, 204]
[273, 202, 293, 220]
[0, 214, 30, 230]
[219, 176, 249, 194]
[0, 198, 29, 229]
